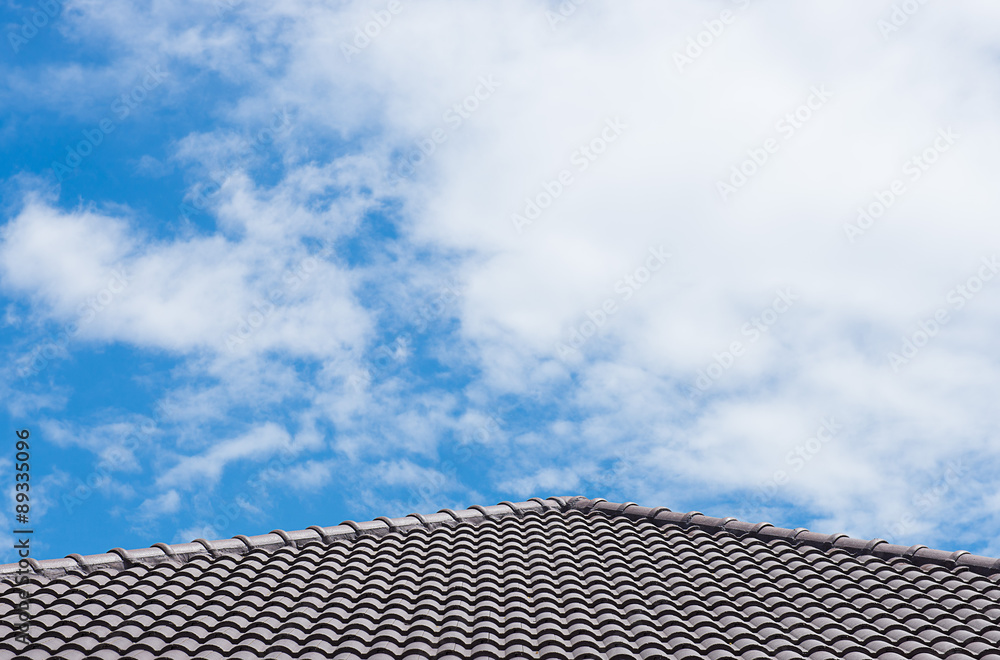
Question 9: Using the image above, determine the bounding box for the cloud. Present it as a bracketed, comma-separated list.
[39, 419, 144, 472]
[136, 490, 181, 519]
[173, 524, 219, 545]
[133, 155, 173, 178]
[0, 198, 134, 320]
[261, 459, 336, 492]
[157, 423, 294, 489]
[0, 178, 374, 355]
[498, 466, 583, 499]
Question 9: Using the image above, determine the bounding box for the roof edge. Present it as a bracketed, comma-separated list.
[3, 495, 998, 579]
[0, 496, 585, 578]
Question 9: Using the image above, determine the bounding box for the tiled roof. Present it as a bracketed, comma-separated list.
[2, 495, 1000, 659]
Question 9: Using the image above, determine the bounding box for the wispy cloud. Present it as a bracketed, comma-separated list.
[158, 423, 295, 489]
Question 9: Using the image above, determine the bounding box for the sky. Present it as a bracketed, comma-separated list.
[1, 0, 999, 564]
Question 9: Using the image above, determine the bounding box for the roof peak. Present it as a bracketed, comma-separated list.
[4, 495, 999, 579]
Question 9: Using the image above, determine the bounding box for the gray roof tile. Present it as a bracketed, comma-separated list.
[3, 496, 1000, 658]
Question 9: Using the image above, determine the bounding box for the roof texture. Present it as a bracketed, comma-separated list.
[2, 495, 1000, 659]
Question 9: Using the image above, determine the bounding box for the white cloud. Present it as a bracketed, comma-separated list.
[261, 459, 336, 492]
[371, 459, 449, 489]
[0, 198, 134, 319]
[173, 524, 219, 544]
[499, 466, 583, 500]
[157, 422, 294, 489]
[136, 489, 181, 519]
[1, 161, 375, 355]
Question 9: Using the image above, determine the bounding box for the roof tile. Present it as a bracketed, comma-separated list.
[3, 496, 999, 658]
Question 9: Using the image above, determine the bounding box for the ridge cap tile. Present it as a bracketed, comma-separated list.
[3, 495, 998, 584]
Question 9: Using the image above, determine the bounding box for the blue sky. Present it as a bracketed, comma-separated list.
[2, 0, 1000, 563]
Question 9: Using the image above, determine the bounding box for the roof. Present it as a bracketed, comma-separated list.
[2, 495, 1000, 659]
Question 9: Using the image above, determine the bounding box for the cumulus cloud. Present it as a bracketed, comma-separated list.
[0, 199, 134, 319]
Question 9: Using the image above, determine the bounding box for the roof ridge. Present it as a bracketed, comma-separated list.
[572, 499, 1000, 578]
[3, 495, 999, 579]
[0, 496, 584, 578]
